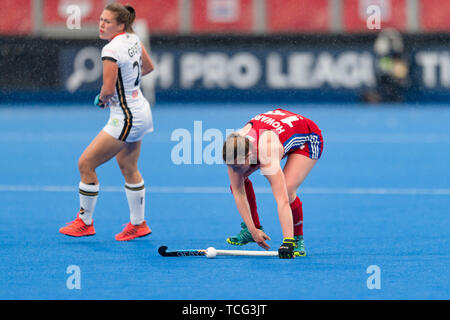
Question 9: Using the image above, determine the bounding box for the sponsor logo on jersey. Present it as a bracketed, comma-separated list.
[110, 118, 120, 127]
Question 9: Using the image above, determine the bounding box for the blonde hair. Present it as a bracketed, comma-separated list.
[222, 133, 250, 165]
[105, 2, 136, 33]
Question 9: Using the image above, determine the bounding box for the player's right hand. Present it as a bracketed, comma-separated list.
[94, 94, 106, 109]
[251, 229, 271, 250]
[278, 238, 295, 259]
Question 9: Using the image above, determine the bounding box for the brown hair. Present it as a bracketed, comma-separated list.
[222, 133, 250, 165]
[105, 2, 136, 33]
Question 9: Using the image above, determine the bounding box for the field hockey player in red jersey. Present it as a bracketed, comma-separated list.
[223, 109, 324, 258]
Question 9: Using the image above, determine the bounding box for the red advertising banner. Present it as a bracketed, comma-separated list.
[191, 0, 253, 33]
[0, 0, 33, 35]
[342, 0, 407, 32]
[267, 0, 330, 33]
[43, 0, 179, 33]
[118, 0, 179, 33]
[420, 0, 450, 31]
[43, 0, 106, 25]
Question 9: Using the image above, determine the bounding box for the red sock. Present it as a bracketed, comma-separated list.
[230, 178, 261, 229]
[290, 196, 303, 236]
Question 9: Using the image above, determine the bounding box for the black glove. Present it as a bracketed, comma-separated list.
[278, 237, 295, 259]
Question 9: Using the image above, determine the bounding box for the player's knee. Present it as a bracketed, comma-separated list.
[78, 157, 94, 175]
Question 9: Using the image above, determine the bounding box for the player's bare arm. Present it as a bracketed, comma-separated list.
[141, 44, 154, 76]
[100, 59, 118, 103]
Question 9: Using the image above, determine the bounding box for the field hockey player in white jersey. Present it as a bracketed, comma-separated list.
[59, 2, 155, 241]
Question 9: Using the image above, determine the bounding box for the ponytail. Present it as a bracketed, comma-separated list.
[124, 4, 136, 32]
[105, 2, 136, 33]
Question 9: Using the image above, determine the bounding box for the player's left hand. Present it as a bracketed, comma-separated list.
[251, 229, 271, 250]
[278, 238, 295, 259]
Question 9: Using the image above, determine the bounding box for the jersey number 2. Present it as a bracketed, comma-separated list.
[133, 59, 141, 86]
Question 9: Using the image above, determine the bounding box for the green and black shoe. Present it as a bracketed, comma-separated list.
[294, 235, 306, 256]
[226, 222, 264, 246]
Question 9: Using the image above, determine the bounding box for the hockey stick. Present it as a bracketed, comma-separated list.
[215, 249, 278, 257]
[158, 246, 279, 257]
[158, 245, 206, 257]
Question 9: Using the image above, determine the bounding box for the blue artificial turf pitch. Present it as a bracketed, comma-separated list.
[0, 103, 449, 299]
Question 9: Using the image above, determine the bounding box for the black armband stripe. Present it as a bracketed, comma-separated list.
[102, 56, 117, 63]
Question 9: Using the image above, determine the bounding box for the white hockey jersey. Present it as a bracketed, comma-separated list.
[101, 32, 147, 110]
